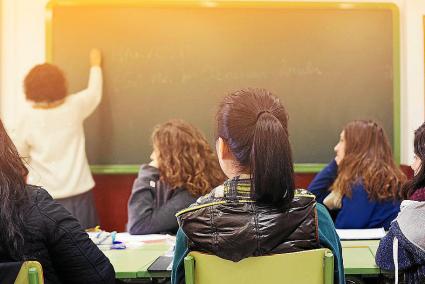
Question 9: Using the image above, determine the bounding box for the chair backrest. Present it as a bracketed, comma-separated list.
[184, 248, 334, 284]
[14, 261, 44, 284]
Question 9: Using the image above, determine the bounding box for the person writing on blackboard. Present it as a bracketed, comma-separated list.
[11, 49, 103, 229]
[308, 120, 406, 230]
[127, 119, 226, 235]
[172, 89, 344, 284]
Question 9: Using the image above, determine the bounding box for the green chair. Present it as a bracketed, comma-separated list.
[14, 261, 44, 284]
[184, 248, 334, 284]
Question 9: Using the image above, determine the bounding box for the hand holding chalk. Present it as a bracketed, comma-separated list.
[90, 48, 102, 67]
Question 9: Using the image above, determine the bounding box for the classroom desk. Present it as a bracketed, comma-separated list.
[104, 242, 172, 279]
[341, 240, 380, 275]
[105, 239, 382, 280]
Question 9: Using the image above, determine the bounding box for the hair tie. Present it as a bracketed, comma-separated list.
[256, 110, 271, 120]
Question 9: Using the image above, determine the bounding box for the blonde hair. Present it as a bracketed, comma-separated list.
[152, 119, 226, 196]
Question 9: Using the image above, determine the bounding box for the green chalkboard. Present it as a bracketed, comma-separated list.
[46, 1, 400, 173]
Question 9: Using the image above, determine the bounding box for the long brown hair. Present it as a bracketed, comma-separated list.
[401, 122, 425, 199]
[152, 119, 225, 196]
[216, 88, 295, 207]
[333, 120, 405, 201]
[0, 120, 29, 259]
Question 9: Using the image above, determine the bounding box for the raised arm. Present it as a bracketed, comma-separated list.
[71, 48, 103, 119]
[307, 160, 338, 203]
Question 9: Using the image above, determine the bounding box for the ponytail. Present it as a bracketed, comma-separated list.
[251, 112, 294, 207]
[217, 88, 295, 208]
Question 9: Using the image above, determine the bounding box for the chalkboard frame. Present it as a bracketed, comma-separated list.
[45, 0, 401, 174]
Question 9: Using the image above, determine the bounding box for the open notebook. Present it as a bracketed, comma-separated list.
[336, 228, 386, 240]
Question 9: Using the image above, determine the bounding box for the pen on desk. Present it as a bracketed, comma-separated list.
[98, 233, 111, 245]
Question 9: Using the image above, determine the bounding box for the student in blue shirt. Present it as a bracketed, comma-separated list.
[308, 120, 406, 230]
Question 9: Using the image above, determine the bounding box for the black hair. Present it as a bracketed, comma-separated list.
[0, 120, 29, 259]
[402, 122, 425, 199]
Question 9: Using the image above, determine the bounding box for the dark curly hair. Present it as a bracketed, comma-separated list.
[24, 63, 68, 103]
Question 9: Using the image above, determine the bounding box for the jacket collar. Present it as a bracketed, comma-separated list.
[223, 176, 252, 200]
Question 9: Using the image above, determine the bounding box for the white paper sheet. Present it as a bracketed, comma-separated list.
[336, 228, 386, 240]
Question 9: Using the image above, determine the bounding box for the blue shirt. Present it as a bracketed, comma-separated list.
[308, 160, 400, 230]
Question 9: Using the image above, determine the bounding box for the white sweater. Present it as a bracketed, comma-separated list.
[11, 66, 102, 199]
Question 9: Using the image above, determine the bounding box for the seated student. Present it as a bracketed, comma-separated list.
[172, 89, 345, 284]
[400, 122, 425, 202]
[308, 120, 406, 230]
[127, 119, 225, 235]
[0, 120, 115, 283]
[375, 122, 425, 283]
[11, 49, 103, 229]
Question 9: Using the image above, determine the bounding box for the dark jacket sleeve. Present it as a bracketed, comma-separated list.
[127, 164, 196, 235]
[35, 188, 115, 284]
[308, 160, 338, 203]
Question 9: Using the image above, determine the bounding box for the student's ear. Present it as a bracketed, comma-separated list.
[217, 137, 232, 160]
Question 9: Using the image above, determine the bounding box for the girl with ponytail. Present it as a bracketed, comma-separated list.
[172, 89, 344, 284]
[215, 89, 294, 207]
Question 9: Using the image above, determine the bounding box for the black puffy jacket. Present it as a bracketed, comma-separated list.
[176, 177, 320, 262]
[0, 186, 115, 284]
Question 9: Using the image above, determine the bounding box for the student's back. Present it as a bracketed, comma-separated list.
[177, 184, 319, 261]
[0, 186, 115, 284]
[308, 120, 405, 230]
[0, 119, 114, 284]
[172, 89, 344, 284]
[127, 119, 225, 235]
[14, 62, 102, 200]
[16, 91, 98, 200]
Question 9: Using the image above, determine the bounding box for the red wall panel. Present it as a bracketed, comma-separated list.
[93, 165, 413, 232]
